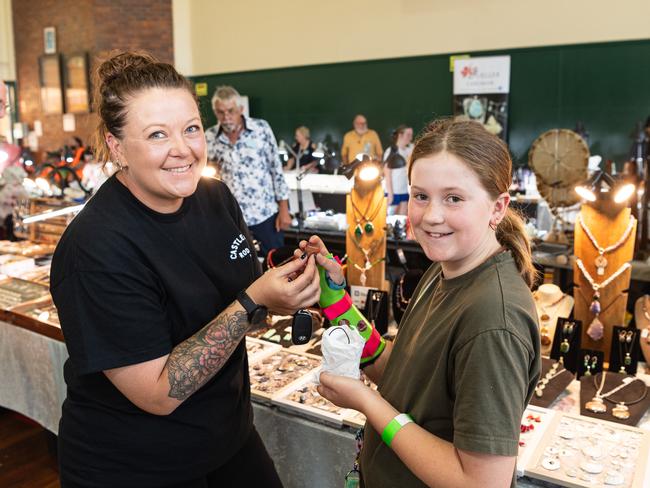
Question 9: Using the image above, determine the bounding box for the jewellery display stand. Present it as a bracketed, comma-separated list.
[577, 349, 605, 380]
[363, 289, 389, 335]
[530, 357, 575, 408]
[579, 372, 650, 426]
[534, 284, 575, 356]
[549, 318, 582, 373]
[346, 173, 387, 290]
[517, 405, 558, 477]
[608, 326, 641, 376]
[525, 412, 650, 487]
[573, 205, 636, 363]
[633, 295, 650, 364]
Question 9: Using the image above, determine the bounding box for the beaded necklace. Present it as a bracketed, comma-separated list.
[576, 215, 635, 276]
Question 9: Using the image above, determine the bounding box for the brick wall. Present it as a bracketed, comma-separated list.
[12, 0, 173, 156]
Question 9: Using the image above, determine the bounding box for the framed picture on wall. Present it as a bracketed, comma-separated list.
[63, 53, 90, 113]
[39, 54, 64, 114]
[43, 27, 57, 54]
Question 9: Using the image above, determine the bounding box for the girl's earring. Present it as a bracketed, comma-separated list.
[489, 220, 497, 231]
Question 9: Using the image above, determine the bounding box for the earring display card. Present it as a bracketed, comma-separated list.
[550, 318, 582, 373]
[577, 349, 605, 380]
[529, 357, 575, 408]
[516, 405, 557, 477]
[364, 289, 388, 335]
[609, 326, 640, 376]
[525, 412, 650, 488]
[579, 372, 650, 427]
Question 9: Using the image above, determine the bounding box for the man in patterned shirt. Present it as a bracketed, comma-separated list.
[206, 86, 292, 256]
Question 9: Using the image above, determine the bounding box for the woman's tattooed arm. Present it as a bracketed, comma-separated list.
[166, 302, 249, 401]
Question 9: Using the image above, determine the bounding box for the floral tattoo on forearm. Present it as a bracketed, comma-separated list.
[167, 304, 248, 400]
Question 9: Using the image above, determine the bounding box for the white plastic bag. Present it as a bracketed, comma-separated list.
[320, 324, 365, 380]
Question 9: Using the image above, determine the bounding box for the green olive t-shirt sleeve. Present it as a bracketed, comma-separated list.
[452, 329, 532, 457]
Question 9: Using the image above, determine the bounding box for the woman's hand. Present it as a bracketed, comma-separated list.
[295, 235, 345, 286]
[318, 372, 380, 413]
[247, 254, 320, 315]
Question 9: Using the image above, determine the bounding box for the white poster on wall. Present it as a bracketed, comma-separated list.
[452, 55, 511, 140]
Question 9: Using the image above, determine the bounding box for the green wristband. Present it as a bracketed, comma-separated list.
[381, 413, 414, 447]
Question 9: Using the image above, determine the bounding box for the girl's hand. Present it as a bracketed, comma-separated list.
[317, 372, 379, 413]
[295, 235, 345, 286]
[247, 254, 320, 315]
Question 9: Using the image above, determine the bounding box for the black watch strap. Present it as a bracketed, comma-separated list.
[237, 290, 258, 317]
[237, 290, 269, 326]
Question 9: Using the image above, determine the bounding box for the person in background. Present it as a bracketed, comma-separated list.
[341, 114, 383, 164]
[206, 86, 291, 256]
[311, 118, 541, 488]
[284, 126, 319, 173]
[51, 51, 321, 488]
[383, 125, 413, 215]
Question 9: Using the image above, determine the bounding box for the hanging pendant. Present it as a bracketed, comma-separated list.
[587, 317, 604, 341]
[584, 368, 592, 377]
[364, 221, 374, 234]
[612, 403, 630, 420]
[541, 333, 551, 346]
[540, 313, 550, 322]
[585, 396, 607, 413]
[624, 353, 631, 366]
[354, 223, 363, 237]
[595, 255, 608, 276]
[560, 339, 570, 353]
[359, 271, 367, 287]
[590, 298, 601, 314]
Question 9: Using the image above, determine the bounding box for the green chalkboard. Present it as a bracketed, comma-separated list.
[191, 39, 650, 166]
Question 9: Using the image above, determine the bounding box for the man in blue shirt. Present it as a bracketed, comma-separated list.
[206, 86, 291, 256]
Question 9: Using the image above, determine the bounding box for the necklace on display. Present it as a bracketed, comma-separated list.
[576, 215, 635, 276]
[588, 372, 647, 420]
[535, 357, 566, 398]
[585, 372, 645, 418]
[348, 231, 385, 287]
[396, 274, 411, 311]
[583, 354, 598, 376]
[350, 193, 384, 236]
[533, 291, 567, 346]
[575, 259, 631, 341]
[617, 330, 636, 372]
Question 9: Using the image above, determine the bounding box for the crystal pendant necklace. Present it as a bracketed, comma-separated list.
[350, 193, 384, 236]
[348, 231, 385, 286]
[575, 259, 631, 341]
[576, 214, 635, 275]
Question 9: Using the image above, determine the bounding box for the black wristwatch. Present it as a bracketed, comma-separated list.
[236, 290, 268, 327]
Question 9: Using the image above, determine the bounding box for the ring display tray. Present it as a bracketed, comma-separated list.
[248, 349, 321, 403]
[245, 336, 282, 365]
[273, 368, 350, 427]
[525, 412, 650, 487]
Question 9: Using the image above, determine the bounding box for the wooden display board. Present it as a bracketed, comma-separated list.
[573, 205, 635, 363]
[345, 176, 387, 291]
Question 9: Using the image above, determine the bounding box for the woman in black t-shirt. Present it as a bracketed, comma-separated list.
[284, 125, 319, 173]
[50, 51, 320, 488]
